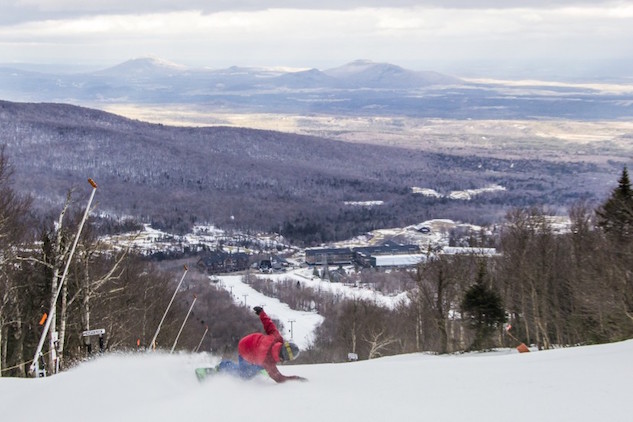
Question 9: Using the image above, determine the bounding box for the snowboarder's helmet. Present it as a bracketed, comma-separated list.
[280, 341, 300, 361]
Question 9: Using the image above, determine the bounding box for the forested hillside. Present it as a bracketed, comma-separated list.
[0, 100, 620, 244]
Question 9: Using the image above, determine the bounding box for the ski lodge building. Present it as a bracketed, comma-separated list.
[305, 242, 498, 269]
[305, 241, 425, 269]
[196, 251, 250, 274]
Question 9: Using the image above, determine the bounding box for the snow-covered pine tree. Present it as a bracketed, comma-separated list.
[461, 263, 505, 351]
[596, 166, 633, 244]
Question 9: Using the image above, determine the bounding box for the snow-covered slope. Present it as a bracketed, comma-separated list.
[216, 275, 324, 349]
[213, 267, 410, 348]
[3, 340, 631, 422]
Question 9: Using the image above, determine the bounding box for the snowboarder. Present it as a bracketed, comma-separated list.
[214, 306, 306, 383]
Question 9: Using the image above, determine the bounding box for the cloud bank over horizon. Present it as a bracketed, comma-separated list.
[1, 1, 632, 79]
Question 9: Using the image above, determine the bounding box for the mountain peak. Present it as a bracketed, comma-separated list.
[96, 56, 188, 77]
[349, 59, 377, 65]
[325, 59, 406, 78]
[324, 60, 458, 88]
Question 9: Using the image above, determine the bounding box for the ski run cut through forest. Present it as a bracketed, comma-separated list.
[1, 270, 632, 422]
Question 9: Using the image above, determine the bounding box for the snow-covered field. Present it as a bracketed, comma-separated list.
[2, 340, 631, 422]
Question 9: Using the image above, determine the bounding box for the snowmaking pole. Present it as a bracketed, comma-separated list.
[149, 265, 188, 350]
[29, 178, 98, 376]
[194, 325, 209, 353]
[171, 295, 197, 354]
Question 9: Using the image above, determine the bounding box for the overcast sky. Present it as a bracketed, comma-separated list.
[1, 0, 632, 78]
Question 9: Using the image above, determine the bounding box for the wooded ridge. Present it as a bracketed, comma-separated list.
[0, 99, 621, 244]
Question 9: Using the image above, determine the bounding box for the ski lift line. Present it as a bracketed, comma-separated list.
[170, 294, 197, 354]
[149, 265, 189, 350]
[29, 178, 98, 376]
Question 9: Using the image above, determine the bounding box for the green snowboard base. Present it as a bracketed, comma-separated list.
[195, 367, 217, 382]
[195, 365, 268, 382]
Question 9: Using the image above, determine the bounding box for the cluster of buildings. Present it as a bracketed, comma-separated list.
[195, 241, 498, 275]
[305, 241, 423, 268]
[196, 251, 291, 275]
[305, 241, 497, 270]
[196, 250, 250, 274]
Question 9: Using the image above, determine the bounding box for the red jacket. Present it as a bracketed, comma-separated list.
[238, 310, 303, 383]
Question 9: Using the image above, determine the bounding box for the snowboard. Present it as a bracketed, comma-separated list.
[195, 366, 218, 382]
[195, 366, 268, 382]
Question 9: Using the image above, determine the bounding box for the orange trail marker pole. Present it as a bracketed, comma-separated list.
[505, 324, 530, 353]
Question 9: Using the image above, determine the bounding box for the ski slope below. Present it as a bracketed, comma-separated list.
[216, 275, 324, 349]
[214, 268, 408, 349]
[2, 340, 632, 422]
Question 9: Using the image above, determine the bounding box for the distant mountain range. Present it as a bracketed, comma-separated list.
[95, 57, 461, 88]
[2, 57, 631, 119]
[0, 57, 460, 97]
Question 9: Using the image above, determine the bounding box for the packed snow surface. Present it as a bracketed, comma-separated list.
[2, 340, 632, 422]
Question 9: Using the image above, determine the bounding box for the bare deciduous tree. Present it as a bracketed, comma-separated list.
[364, 328, 398, 359]
[0, 147, 31, 377]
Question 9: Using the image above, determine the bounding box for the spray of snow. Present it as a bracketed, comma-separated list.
[3, 340, 631, 422]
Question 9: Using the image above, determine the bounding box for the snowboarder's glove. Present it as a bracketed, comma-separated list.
[254, 306, 263, 315]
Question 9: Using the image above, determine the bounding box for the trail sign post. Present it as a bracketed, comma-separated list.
[82, 328, 106, 354]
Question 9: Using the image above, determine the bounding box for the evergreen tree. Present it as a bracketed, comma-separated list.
[596, 167, 633, 331]
[461, 263, 505, 351]
[596, 167, 633, 244]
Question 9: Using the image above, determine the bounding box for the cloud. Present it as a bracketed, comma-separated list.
[1, 0, 623, 24]
[0, 1, 631, 77]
